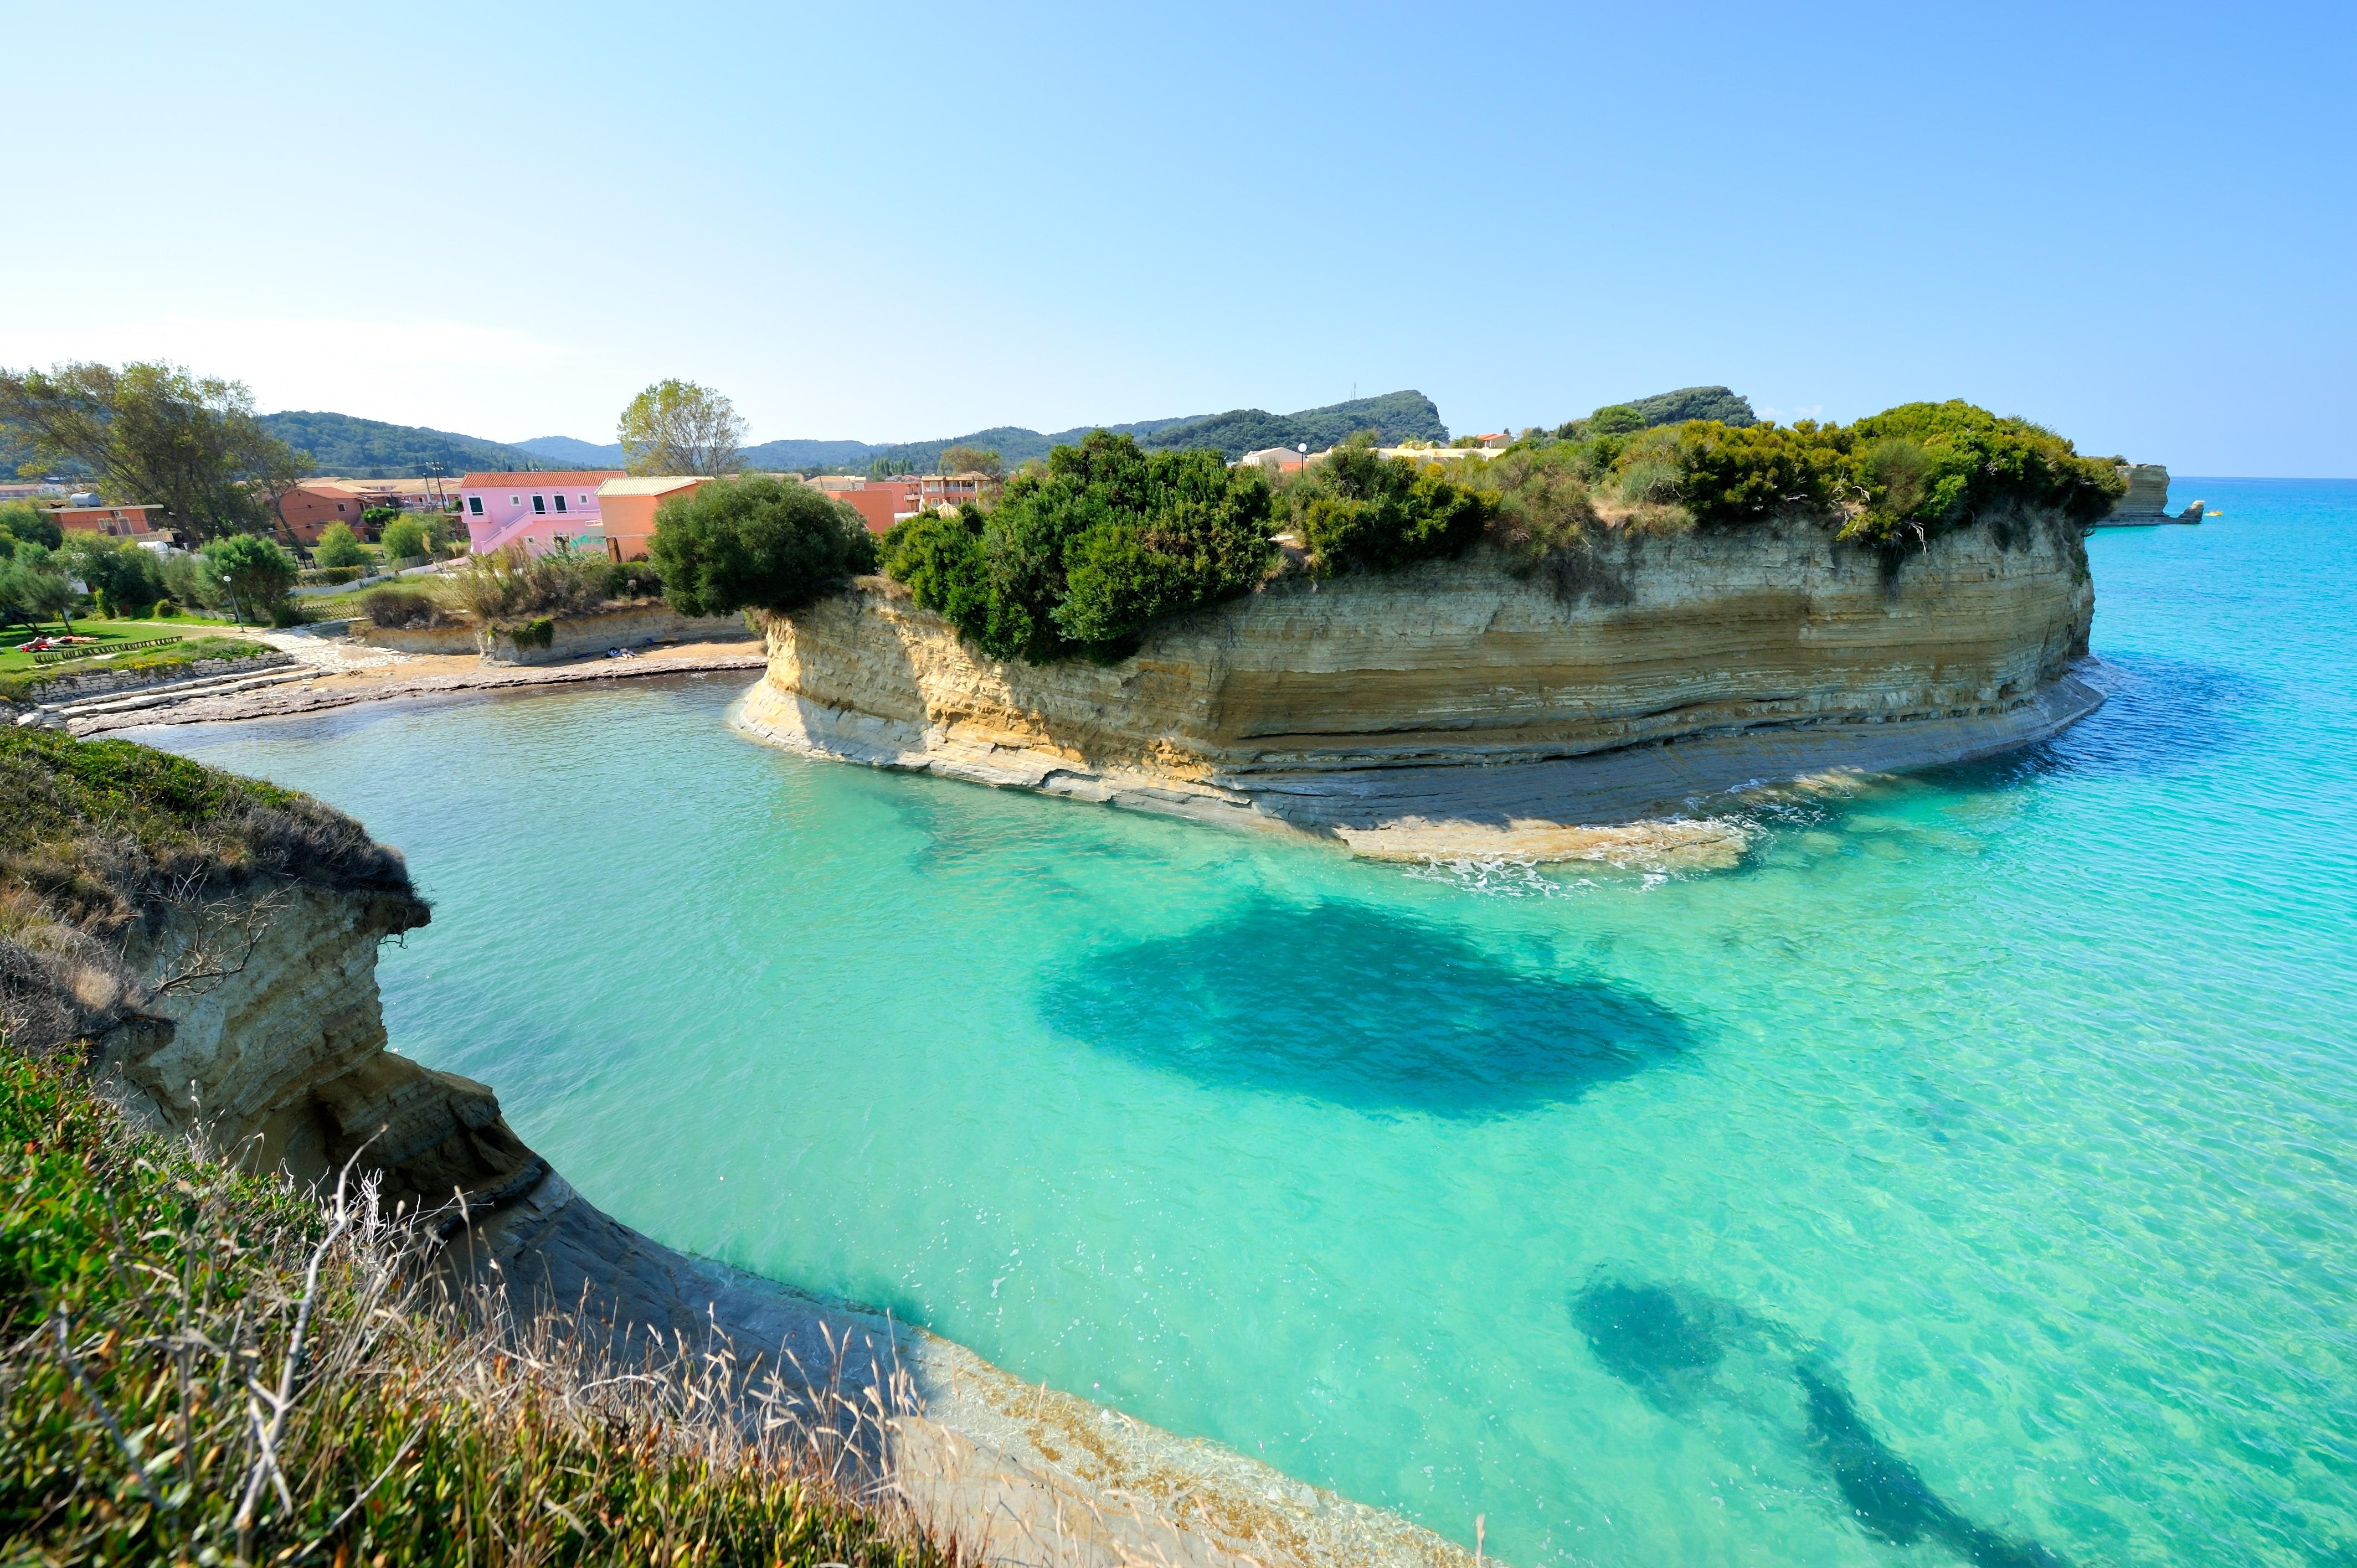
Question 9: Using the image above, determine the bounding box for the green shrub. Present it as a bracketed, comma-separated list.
[651, 473, 877, 618]
[881, 431, 1277, 662]
[0, 499, 63, 549]
[151, 597, 178, 618]
[313, 520, 367, 568]
[355, 585, 444, 630]
[267, 596, 312, 628]
[605, 559, 665, 600]
[1283, 439, 1498, 576]
[378, 515, 429, 559]
[505, 616, 555, 649]
[202, 533, 298, 621]
[1506, 400, 2123, 550]
[1462, 444, 1603, 563]
[447, 543, 611, 621]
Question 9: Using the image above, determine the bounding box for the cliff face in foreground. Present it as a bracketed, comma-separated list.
[745, 511, 2100, 859]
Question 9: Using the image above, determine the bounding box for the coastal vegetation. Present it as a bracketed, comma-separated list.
[856, 401, 2117, 667]
[880, 431, 1280, 661]
[0, 729, 951, 1567]
[1474, 400, 2124, 550]
[650, 474, 877, 616]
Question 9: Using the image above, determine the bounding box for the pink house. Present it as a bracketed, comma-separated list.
[457, 471, 626, 554]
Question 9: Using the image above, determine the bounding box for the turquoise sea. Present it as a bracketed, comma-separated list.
[151, 478, 2357, 1567]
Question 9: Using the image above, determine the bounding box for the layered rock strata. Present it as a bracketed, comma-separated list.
[742, 513, 2102, 862]
[91, 881, 1475, 1568]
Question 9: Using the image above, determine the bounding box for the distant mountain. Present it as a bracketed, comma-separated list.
[245, 389, 1453, 481]
[1136, 391, 1447, 459]
[257, 411, 557, 478]
[513, 435, 624, 466]
[807, 390, 1448, 472]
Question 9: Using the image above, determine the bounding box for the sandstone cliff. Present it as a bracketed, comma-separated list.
[744, 512, 2102, 861]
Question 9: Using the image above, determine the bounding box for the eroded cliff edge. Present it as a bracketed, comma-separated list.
[740, 509, 2101, 863]
[44, 833, 1473, 1568]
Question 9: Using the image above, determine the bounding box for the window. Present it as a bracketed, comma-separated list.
[510, 495, 521, 506]
[336, 503, 346, 512]
[578, 493, 589, 503]
[532, 495, 547, 514]
[469, 496, 483, 515]
[553, 493, 567, 514]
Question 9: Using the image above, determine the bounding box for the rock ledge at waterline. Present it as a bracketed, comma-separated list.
[739, 514, 2101, 867]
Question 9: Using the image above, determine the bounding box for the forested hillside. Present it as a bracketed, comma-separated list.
[256, 411, 549, 477]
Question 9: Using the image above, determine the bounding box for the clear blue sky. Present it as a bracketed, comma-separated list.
[9, 1, 2353, 473]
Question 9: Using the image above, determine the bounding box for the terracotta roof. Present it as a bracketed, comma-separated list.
[458, 471, 626, 488]
[596, 476, 708, 497]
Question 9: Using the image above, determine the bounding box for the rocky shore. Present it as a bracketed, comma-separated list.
[741, 513, 2102, 864]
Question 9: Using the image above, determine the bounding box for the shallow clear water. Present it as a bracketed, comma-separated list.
[152, 479, 2357, 1567]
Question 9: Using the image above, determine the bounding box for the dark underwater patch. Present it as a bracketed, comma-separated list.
[1035, 899, 1692, 1115]
[1574, 1277, 2071, 1568]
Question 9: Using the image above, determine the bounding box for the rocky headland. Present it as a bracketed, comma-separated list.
[740, 509, 2101, 866]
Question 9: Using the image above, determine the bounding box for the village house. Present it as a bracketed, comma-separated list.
[275, 482, 372, 545]
[457, 470, 625, 554]
[594, 476, 712, 560]
[809, 475, 919, 535]
[46, 499, 162, 539]
[322, 478, 458, 513]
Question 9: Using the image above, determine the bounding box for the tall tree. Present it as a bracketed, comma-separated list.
[0, 362, 306, 541]
[200, 533, 298, 627]
[616, 380, 748, 476]
[938, 443, 1005, 479]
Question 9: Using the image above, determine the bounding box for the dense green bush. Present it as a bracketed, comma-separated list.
[606, 559, 665, 599]
[881, 430, 1276, 662]
[313, 520, 367, 568]
[59, 535, 161, 617]
[651, 474, 876, 618]
[0, 499, 64, 550]
[200, 532, 298, 623]
[355, 584, 444, 630]
[378, 515, 429, 559]
[1280, 439, 1500, 576]
[1488, 400, 2122, 549]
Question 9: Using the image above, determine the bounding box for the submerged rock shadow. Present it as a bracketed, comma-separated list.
[1968, 652, 2266, 790]
[1572, 1277, 2071, 1568]
[1035, 899, 1692, 1116]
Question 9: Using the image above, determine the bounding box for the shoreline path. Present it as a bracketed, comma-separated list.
[66, 631, 767, 736]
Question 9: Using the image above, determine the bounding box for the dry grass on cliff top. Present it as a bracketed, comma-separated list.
[0, 1048, 964, 1567]
[0, 726, 417, 937]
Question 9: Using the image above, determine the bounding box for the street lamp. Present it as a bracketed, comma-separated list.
[221, 574, 244, 630]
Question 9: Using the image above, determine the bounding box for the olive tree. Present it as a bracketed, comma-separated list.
[617, 379, 748, 477]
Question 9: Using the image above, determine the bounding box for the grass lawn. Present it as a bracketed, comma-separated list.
[0, 617, 248, 676]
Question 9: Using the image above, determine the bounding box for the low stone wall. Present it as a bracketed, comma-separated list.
[357, 604, 755, 663]
[29, 651, 295, 704]
[354, 621, 478, 655]
[480, 604, 754, 666]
